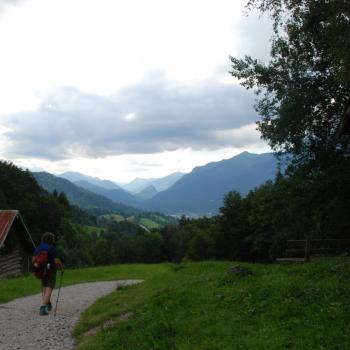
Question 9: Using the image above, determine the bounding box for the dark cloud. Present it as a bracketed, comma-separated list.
[2, 76, 262, 160]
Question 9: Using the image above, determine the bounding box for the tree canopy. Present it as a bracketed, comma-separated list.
[230, 0, 350, 164]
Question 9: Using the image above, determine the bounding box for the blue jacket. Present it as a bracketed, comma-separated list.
[34, 243, 58, 270]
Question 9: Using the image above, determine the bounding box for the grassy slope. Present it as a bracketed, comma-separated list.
[99, 214, 125, 223]
[99, 213, 167, 229]
[1, 259, 350, 349]
[75, 259, 350, 350]
[140, 218, 160, 229]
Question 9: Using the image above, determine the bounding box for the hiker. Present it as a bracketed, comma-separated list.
[32, 232, 64, 316]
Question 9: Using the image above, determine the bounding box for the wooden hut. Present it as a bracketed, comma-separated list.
[0, 210, 35, 277]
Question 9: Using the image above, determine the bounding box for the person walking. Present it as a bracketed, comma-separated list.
[33, 232, 64, 316]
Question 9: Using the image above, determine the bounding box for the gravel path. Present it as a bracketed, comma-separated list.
[0, 280, 143, 350]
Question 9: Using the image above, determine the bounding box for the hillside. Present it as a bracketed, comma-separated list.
[144, 152, 279, 215]
[32, 172, 141, 214]
[134, 185, 158, 200]
[74, 180, 141, 208]
[0, 161, 60, 242]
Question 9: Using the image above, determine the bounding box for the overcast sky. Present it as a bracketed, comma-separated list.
[0, 0, 272, 183]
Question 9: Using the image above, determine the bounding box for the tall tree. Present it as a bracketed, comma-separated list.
[230, 0, 350, 164]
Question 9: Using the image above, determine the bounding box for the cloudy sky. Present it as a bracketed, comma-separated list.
[0, 0, 272, 183]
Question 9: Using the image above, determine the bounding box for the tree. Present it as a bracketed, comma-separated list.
[218, 191, 250, 260]
[187, 227, 215, 261]
[230, 0, 350, 165]
[93, 238, 112, 266]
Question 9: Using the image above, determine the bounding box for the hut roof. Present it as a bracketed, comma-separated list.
[0, 210, 35, 249]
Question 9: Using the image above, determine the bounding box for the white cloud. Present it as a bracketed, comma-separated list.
[2, 77, 262, 160]
[0, 0, 273, 180]
[0, 0, 272, 114]
[214, 123, 264, 146]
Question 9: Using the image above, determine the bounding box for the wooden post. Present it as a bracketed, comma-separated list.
[305, 239, 311, 262]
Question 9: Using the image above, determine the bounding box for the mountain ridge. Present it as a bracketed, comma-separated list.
[34, 152, 280, 216]
[143, 152, 279, 215]
[32, 172, 141, 214]
[60, 171, 121, 190]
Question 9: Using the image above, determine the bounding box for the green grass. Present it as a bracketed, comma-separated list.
[0, 264, 167, 304]
[1, 259, 350, 349]
[74, 259, 350, 350]
[140, 218, 160, 229]
[99, 214, 125, 223]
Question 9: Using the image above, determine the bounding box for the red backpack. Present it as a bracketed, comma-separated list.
[33, 250, 50, 279]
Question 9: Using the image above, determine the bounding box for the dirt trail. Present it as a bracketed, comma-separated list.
[0, 280, 143, 350]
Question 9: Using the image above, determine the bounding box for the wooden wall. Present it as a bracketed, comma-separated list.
[0, 248, 23, 277]
[0, 228, 32, 278]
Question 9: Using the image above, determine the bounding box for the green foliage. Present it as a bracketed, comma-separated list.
[231, 0, 350, 163]
[186, 227, 215, 261]
[221, 0, 350, 261]
[218, 191, 250, 260]
[216, 155, 350, 261]
[0, 161, 67, 243]
[0, 161, 95, 267]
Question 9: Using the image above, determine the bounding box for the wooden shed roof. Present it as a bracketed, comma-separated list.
[0, 210, 35, 249]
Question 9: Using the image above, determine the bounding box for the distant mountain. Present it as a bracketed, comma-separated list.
[59, 171, 120, 190]
[134, 185, 158, 200]
[123, 172, 184, 193]
[143, 152, 279, 215]
[33, 152, 280, 216]
[74, 180, 141, 208]
[123, 178, 150, 193]
[32, 172, 140, 214]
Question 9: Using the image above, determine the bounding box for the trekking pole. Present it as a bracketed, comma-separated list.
[54, 270, 64, 316]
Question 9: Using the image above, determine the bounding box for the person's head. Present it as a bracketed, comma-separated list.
[41, 232, 55, 244]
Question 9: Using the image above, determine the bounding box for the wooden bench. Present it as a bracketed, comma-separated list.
[277, 239, 350, 263]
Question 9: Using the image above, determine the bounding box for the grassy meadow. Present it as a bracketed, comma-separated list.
[1, 259, 350, 349]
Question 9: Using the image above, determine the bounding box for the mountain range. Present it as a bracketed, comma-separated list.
[33, 152, 280, 216]
[143, 152, 279, 215]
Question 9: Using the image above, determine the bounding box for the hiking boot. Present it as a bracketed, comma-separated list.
[47, 302, 52, 311]
[40, 305, 49, 316]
